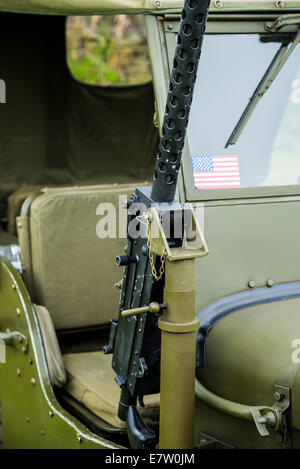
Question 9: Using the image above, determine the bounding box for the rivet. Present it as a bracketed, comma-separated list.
[154, 0, 161, 8]
[29, 359, 33, 365]
[17, 368, 21, 377]
[140, 318, 143, 323]
[138, 328, 142, 332]
[276, 0, 284, 7]
[77, 435, 83, 443]
[41, 430, 45, 436]
[267, 279, 274, 287]
[49, 411, 54, 417]
[22, 346, 27, 353]
[274, 391, 284, 401]
[167, 24, 173, 30]
[26, 417, 30, 423]
[12, 283, 16, 290]
[214, 0, 223, 7]
[248, 280, 256, 288]
[30, 377, 36, 386]
[6, 328, 11, 333]
[16, 308, 21, 316]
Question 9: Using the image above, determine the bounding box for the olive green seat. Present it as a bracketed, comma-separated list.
[18, 183, 159, 429]
[63, 351, 159, 429]
[17, 183, 140, 329]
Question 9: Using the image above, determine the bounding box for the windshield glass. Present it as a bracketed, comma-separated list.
[188, 34, 300, 190]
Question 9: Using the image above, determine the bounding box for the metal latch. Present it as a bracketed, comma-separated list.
[249, 384, 290, 437]
[0, 331, 29, 353]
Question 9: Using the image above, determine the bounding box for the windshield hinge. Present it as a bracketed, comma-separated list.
[226, 26, 300, 148]
[265, 14, 300, 32]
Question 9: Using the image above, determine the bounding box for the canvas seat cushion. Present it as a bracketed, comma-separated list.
[34, 304, 67, 387]
[28, 184, 144, 330]
[63, 351, 160, 429]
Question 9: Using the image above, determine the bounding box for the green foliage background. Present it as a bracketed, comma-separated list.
[66, 15, 152, 86]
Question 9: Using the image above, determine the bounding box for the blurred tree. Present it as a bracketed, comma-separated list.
[66, 15, 152, 86]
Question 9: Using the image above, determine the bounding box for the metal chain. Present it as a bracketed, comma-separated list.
[146, 215, 166, 282]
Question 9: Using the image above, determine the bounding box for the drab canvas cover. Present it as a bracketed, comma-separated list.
[0, 0, 300, 15]
[0, 13, 158, 201]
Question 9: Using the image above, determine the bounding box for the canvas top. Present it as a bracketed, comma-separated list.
[1, 0, 300, 16]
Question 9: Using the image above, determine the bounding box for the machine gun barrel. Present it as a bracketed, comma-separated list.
[151, 0, 211, 203]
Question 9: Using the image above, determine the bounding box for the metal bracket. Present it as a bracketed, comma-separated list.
[249, 385, 290, 437]
[148, 203, 208, 261]
[265, 14, 300, 32]
[273, 384, 290, 441]
[0, 331, 29, 354]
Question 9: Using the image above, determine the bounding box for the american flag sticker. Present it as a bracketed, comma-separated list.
[192, 155, 241, 190]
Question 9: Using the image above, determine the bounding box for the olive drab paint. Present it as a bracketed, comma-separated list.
[0, 0, 300, 451]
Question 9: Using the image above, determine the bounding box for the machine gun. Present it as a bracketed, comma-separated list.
[106, 0, 211, 449]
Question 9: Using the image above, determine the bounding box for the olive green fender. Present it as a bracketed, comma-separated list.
[0, 256, 121, 449]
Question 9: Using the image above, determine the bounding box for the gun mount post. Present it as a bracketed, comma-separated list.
[111, 0, 210, 449]
[159, 259, 199, 448]
[150, 0, 211, 448]
[147, 205, 207, 448]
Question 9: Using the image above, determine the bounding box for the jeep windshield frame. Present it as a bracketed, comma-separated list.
[146, 13, 300, 202]
[226, 26, 300, 148]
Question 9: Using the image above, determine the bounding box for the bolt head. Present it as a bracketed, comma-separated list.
[30, 377, 36, 386]
[248, 280, 256, 288]
[16, 308, 21, 316]
[274, 391, 284, 402]
[17, 368, 21, 377]
[267, 279, 274, 287]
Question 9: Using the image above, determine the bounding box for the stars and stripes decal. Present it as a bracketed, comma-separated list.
[192, 155, 241, 190]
